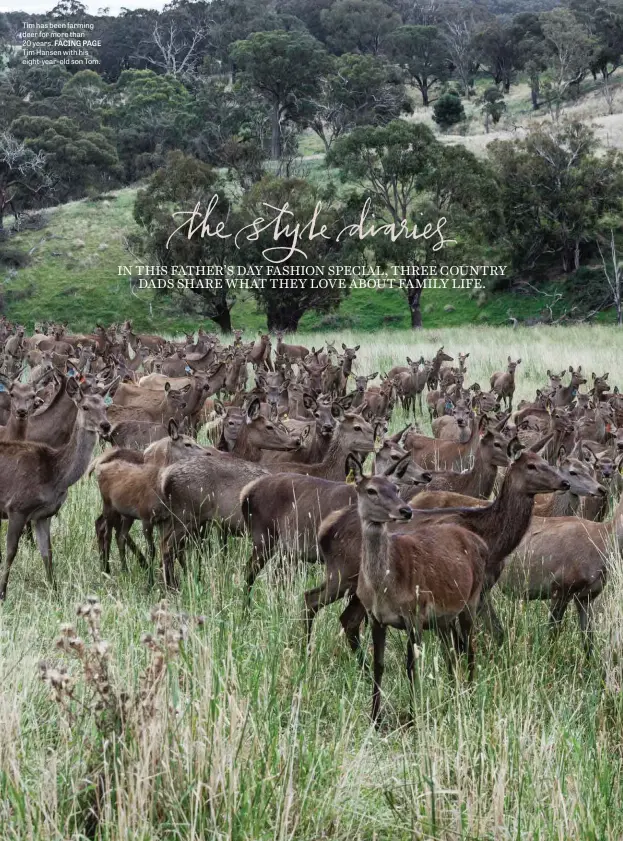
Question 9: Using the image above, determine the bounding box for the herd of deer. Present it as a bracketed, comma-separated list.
[1, 316, 622, 724]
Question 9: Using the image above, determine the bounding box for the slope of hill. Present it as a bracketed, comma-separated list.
[0, 186, 612, 333]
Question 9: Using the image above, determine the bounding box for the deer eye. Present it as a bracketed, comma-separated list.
[494, 443, 501, 448]
[266, 424, 274, 430]
[366, 488, 377, 496]
[391, 454, 399, 460]
[185, 442, 192, 447]
[527, 463, 537, 471]
[83, 406, 89, 411]
[354, 424, 362, 431]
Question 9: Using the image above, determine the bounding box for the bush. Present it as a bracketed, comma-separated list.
[433, 91, 465, 129]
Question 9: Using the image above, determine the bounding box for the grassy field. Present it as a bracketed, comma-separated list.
[2, 325, 623, 840]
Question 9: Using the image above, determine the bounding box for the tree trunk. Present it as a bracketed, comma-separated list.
[530, 75, 539, 109]
[421, 82, 429, 106]
[266, 305, 303, 332]
[210, 307, 233, 334]
[407, 287, 423, 329]
[271, 100, 282, 160]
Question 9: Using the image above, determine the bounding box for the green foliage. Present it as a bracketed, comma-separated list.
[320, 0, 401, 55]
[489, 120, 623, 273]
[387, 24, 449, 105]
[231, 29, 329, 158]
[432, 90, 466, 128]
[238, 176, 361, 329]
[302, 53, 410, 151]
[10, 115, 122, 203]
[133, 151, 236, 331]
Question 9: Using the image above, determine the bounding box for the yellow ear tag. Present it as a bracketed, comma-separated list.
[283, 413, 289, 420]
[345, 470, 356, 485]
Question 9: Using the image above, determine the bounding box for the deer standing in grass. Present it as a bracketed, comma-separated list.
[349, 454, 488, 725]
[0, 378, 111, 600]
[490, 357, 521, 412]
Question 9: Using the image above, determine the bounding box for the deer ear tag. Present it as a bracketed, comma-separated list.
[345, 470, 356, 485]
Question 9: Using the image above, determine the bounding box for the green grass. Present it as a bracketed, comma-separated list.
[2, 325, 623, 839]
[3, 188, 613, 334]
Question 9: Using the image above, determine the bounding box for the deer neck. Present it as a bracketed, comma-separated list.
[6, 414, 28, 441]
[321, 432, 360, 480]
[52, 413, 99, 491]
[467, 446, 498, 498]
[476, 467, 535, 583]
[232, 423, 262, 462]
[360, 516, 390, 583]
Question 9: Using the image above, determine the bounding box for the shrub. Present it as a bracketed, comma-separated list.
[433, 91, 465, 129]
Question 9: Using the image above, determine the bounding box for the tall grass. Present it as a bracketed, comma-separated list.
[1, 325, 623, 840]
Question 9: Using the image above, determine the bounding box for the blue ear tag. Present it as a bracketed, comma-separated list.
[68, 367, 76, 377]
[572, 388, 577, 396]
[445, 401, 453, 411]
[104, 395, 113, 406]
[185, 365, 192, 373]
[0, 383, 5, 392]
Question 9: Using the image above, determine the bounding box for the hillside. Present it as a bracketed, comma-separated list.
[0, 185, 612, 333]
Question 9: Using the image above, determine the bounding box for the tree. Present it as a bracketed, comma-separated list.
[327, 120, 489, 327]
[0, 131, 51, 228]
[443, 15, 479, 96]
[133, 152, 237, 332]
[474, 19, 519, 92]
[489, 121, 623, 274]
[512, 13, 547, 110]
[480, 86, 506, 132]
[238, 177, 360, 330]
[302, 53, 410, 151]
[320, 0, 401, 55]
[133, 0, 213, 78]
[231, 30, 329, 159]
[10, 115, 121, 203]
[387, 24, 449, 106]
[432, 90, 465, 128]
[597, 229, 623, 326]
[540, 8, 594, 120]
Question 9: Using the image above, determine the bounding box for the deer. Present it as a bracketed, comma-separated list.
[425, 346, 454, 390]
[490, 357, 521, 412]
[308, 437, 569, 657]
[241, 438, 432, 595]
[553, 366, 587, 407]
[275, 331, 309, 361]
[0, 379, 43, 441]
[90, 420, 207, 577]
[347, 454, 488, 724]
[0, 378, 112, 600]
[417, 418, 510, 499]
[500, 487, 623, 655]
[431, 397, 472, 442]
[532, 444, 607, 517]
[403, 411, 499, 470]
[395, 358, 433, 415]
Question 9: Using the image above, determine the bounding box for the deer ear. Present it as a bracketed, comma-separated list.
[555, 445, 566, 467]
[246, 397, 261, 421]
[168, 419, 179, 441]
[354, 345, 360, 352]
[370, 372, 378, 380]
[340, 394, 354, 410]
[303, 394, 315, 410]
[345, 452, 364, 483]
[164, 382, 171, 393]
[604, 373, 609, 380]
[300, 424, 311, 443]
[214, 399, 225, 417]
[342, 343, 347, 350]
[507, 436, 524, 461]
[387, 452, 411, 479]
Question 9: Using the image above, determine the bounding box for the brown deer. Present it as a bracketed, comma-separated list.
[554, 366, 587, 407]
[91, 420, 206, 576]
[0, 378, 111, 600]
[431, 397, 472, 442]
[490, 357, 521, 411]
[275, 331, 309, 361]
[349, 454, 487, 724]
[0, 380, 43, 441]
[426, 346, 454, 390]
[403, 412, 496, 470]
[241, 443, 431, 594]
[395, 358, 433, 415]
[500, 488, 623, 655]
[308, 437, 569, 655]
